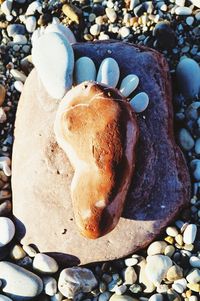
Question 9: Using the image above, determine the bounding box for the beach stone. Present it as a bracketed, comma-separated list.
[0, 261, 43, 300]
[32, 32, 74, 99]
[13, 81, 23, 93]
[195, 138, 200, 154]
[22, 245, 37, 257]
[109, 294, 138, 301]
[191, 0, 200, 8]
[147, 241, 167, 256]
[166, 227, 179, 237]
[164, 245, 175, 257]
[0, 217, 15, 247]
[175, 7, 192, 15]
[166, 264, 183, 281]
[138, 259, 155, 293]
[187, 283, 200, 292]
[149, 294, 163, 301]
[119, 74, 139, 97]
[43, 276, 57, 296]
[119, 27, 130, 39]
[99, 292, 111, 301]
[33, 253, 58, 274]
[183, 224, 197, 244]
[10, 244, 26, 261]
[45, 24, 76, 44]
[90, 24, 101, 36]
[176, 58, 200, 99]
[106, 8, 117, 22]
[145, 255, 172, 286]
[130, 92, 149, 113]
[124, 257, 138, 267]
[25, 16, 36, 33]
[124, 267, 137, 284]
[12, 42, 190, 265]
[0, 295, 13, 301]
[1, 0, 12, 16]
[191, 160, 200, 181]
[51, 292, 63, 301]
[62, 3, 82, 24]
[0, 85, 6, 107]
[10, 69, 27, 83]
[97, 57, 120, 88]
[186, 269, 200, 283]
[153, 21, 176, 50]
[26, 1, 42, 15]
[74, 57, 96, 84]
[178, 128, 194, 151]
[13, 35, 27, 44]
[7, 24, 25, 37]
[189, 256, 200, 268]
[58, 267, 97, 299]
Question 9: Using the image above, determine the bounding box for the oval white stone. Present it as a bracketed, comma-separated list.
[33, 253, 59, 274]
[145, 255, 173, 286]
[130, 92, 149, 113]
[0, 217, 15, 247]
[189, 256, 200, 268]
[149, 293, 163, 301]
[96, 57, 120, 88]
[119, 74, 139, 97]
[0, 295, 13, 301]
[183, 224, 197, 244]
[45, 23, 76, 44]
[74, 57, 96, 85]
[32, 32, 74, 99]
[0, 261, 43, 299]
[43, 276, 57, 296]
[176, 58, 200, 98]
[25, 16, 36, 33]
[175, 7, 192, 15]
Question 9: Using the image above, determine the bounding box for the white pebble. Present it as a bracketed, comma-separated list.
[166, 226, 179, 237]
[1, 0, 12, 16]
[175, 7, 192, 15]
[33, 253, 59, 274]
[97, 57, 120, 88]
[186, 16, 194, 26]
[22, 245, 37, 257]
[149, 293, 163, 301]
[10, 69, 27, 83]
[25, 16, 36, 33]
[173, 278, 187, 290]
[130, 92, 149, 113]
[106, 8, 117, 23]
[14, 81, 24, 93]
[172, 282, 185, 294]
[191, 0, 200, 8]
[13, 35, 27, 44]
[186, 269, 200, 284]
[189, 296, 198, 301]
[43, 276, 57, 296]
[0, 217, 15, 247]
[50, 292, 63, 301]
[183, 224, 197, 244]
[119, 27, 130, 38]
[45, 24, 76, 44]
[32, 32, 74, 99]
[115, 284, 127, 295]
[124, 257, 138, 267]
[147, 241, 167, 256]
[119, 74, 139, 97]
[26, 1, 42, 15]
[0, 156, 11, 176]
[189, 256, 200, 268]
[90, 24, 101, 36]
[74, 57, 96, 85]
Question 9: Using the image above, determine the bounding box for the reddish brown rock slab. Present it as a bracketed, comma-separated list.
[12, 41, 191, 266]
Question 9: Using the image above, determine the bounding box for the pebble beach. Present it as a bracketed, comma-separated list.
[0, 0, 200, 301]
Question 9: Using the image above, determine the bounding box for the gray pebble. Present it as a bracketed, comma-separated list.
[195, 138, 200, 154]
[106, 8, 117, 23]
[0, 295, 13, 301]
[7, 24, 25, 38]
[178, 128, 194, 151]
[13, 35, 27, 44]
[97, 57, 120, 88]
[74, 57, 96, 85]
[25, 16, 36, 33]
[189, 256, 200, 268]
[119, 74, 139, 97]
[98, 292, 111, 301]
[149, 294, 163, 301]
[176, 58, 200, 99]
[130, 92, 149, 113]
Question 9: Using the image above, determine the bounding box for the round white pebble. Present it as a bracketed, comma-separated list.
[97, 57, 120, 88]
[189, 256, 200, 268]
[120, 74, 139, 97]
[130, 92, 149, 113]
[183, 224, 197, 244]
[90, 24, 101, 36]
[74, 57, 96, 84]
[43, 276, 57, 296]
[33, 253, 59, 274]
[175, 7, 192, 15]
[25, 16, 36, 33]
[14, 80, 24, 92]
[0, 217, 15, 247]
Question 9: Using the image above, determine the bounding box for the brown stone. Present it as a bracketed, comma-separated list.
[12, 41, 190, 266]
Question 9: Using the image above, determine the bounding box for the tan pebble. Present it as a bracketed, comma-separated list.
[175, 234, 183, 246]
[187, 283, 200, 292]
[22, 245, 38, 257]
[166, 264, 183, 281]
[184, 244, 194, 251]
[164, 236, 174, 244]
[147, 241, 167, 256]
[10, 244, 26, 260]
[185, 290, 192, 298]
[62, 3, 82, 24]
[166, 226, 179, 237]
[138, 259, 155, 293]
[164, 245, 175, 257]
[0, 84, 6, 106]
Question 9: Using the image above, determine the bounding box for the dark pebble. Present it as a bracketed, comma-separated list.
[134, 4, 146, 17]
[7, 24, 26, 37]
[38, 13, 53, 26]
[153, 21, 176, 50]
[92, 4, 105, 16]
[0, 200, 12, 216]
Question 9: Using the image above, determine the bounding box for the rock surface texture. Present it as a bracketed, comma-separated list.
[12, 41, 191, 265]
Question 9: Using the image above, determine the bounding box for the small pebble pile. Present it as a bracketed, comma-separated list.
[0, 0, 200, 301]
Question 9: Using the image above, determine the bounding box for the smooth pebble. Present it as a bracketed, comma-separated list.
[189, 256, 200, 268]
[0, 295, 13, 301]
[25, 16, 36, 33]
[22, 245, 37, 257]
[32, 32, 74, 99]
[138, 259, 155, 293]
[33, 253, 58, 274]
[176, 58, 200, 98]
[183, 224, 197, 244]
[74, 57, 96, 84]
[186, 269, 200, 283]
[109, 294, 138, 301]
[10, 69, 27, 83]
[130, 92, 149, 113]
[119, 74, 139, 97]
[166, 264, 183, 281]
[45, 23, 76, 44]
[10, 244, 26, 261]
[124, 266, 137, 284]
[0, 261, 43, 300]
[90, 24, 101, 36]
[13, 35, 27, 44]
[178, 128, 194, 151]
[145, 255, 172, 286]
[148, 294, 163, 301]
[58, 267, 98, 299]
[195, 138, 200, 154]
[166, 226, 179, 237]
[175, 7, 192, 15]
[43, 276, 57, 296]
[124, 257, 138, 267]
[0, 85, 6, 106]
[147, 241, 167, 256]
[106, 8, 117, 22]
[14, 81, 24, 93]
[0, 217, 15, 247]
[97, 57, 120, 88]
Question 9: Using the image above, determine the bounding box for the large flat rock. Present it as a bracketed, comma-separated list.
[12, 41, 191, 266]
